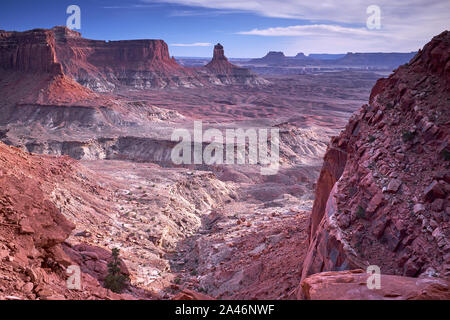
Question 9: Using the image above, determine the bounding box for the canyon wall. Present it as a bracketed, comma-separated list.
[0, 28, 63, 75]
[301, 31, 450, 285]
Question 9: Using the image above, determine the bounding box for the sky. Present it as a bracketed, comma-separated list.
[1, 0, 449, 58]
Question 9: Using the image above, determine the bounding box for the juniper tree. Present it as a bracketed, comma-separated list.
[105, 248, 129, 293]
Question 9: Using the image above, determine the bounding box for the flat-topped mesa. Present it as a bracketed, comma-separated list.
[248, 51, 287, 64]
[50, 26, 193, 91]
[0, 26, 203, 91]
[266, 51, 285, 59]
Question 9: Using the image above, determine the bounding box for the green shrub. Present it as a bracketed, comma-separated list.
[104, 248, 129, 293]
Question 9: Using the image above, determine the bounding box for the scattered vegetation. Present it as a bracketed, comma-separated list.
[368, 135, 376, 143]
[105, 248, 129, 293]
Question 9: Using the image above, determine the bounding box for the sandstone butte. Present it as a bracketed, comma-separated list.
[0, 27, 449, 300]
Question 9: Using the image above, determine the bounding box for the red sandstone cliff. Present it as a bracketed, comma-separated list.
[50, 26, 202, 91]
[0, 27, 97, 105]
[0, 27, 267, 91]
[0, 28, 63, 74]
[301, 31, 450, 289]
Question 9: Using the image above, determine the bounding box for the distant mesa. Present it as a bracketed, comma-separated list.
[248, 49, 418, 69]
[308, 53, 346, 60]
[335, 51, 418, 67]
[294, 52, 307, 59]
[265, 51, 286, 59]
[250, 51, 286, 64]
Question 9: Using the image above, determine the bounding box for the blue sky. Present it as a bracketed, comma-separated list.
[1, 0, 449, 57]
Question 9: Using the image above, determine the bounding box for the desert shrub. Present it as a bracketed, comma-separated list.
[104, 248, 129, 293]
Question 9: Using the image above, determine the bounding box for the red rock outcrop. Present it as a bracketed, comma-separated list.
[50, 26, 202, 91]
[0, 27, 268, 91]
[0, 27, 98, 105]
[204, 43, 268, 85]
[299, 269, 450, 300]
[0, 142, 144, 300]
[172, 288, 214, 300]
[302, 30, 450, 284]
[0, 28, 63, 75]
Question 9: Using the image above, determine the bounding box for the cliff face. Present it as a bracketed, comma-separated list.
[51, 26, 201, 91]
[0, 28, 97, 105]
[0, 28, 63, 75]
[302, 31, 450, 282]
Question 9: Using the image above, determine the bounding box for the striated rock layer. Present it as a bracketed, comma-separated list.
[0, 27, 267, 91]
[302, 30, 450, 284]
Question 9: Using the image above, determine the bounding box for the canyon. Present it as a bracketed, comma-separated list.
[0, 26, 448, 300]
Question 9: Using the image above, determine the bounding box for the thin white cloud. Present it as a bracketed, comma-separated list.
[170, 42, 212, 47]
[169, 9, 242, 16]
[145, 0, 450, 52]
[103, 4, 162, 9]
[237, 24, 376, 37]
[146, 0, 450, 23]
